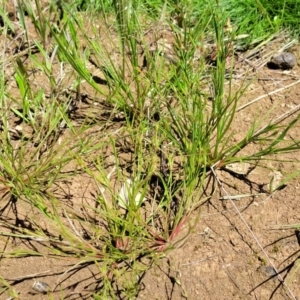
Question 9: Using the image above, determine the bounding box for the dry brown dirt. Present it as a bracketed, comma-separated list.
[1, 3, 300, 300]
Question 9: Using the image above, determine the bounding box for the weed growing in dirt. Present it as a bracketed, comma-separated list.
[0, 0, 300, 299]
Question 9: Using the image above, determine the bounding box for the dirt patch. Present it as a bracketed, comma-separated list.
[138, 179, 300, 299]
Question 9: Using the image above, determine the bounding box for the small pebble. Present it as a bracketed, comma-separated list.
[32, 281, 51, 293]
[268, 52, 296, 70]
[265, 266, 277, 277]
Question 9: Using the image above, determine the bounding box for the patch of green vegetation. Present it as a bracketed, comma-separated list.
[220, 0, 300, 48]
[257, 255, 267, 266]
[0, 0, 300, 298]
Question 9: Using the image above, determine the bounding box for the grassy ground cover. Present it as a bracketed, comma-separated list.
[1, 0, 300, 298]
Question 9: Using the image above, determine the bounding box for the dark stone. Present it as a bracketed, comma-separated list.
[267, 52, 296, 70]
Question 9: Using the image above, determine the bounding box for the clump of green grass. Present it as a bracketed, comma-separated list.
[220, 0, 300, 48]
[0, 0, 300, 299]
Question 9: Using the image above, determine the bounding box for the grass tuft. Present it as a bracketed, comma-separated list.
[0, 0, 300, 298]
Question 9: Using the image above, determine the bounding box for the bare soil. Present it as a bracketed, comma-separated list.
[1, 3, 300, 300]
